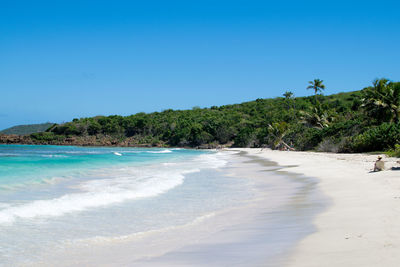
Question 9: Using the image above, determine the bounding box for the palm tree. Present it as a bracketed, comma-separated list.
[283, 91, 293, 99]
[283, 91, 297, 120]
[386, 82, 400, 123]
[299, 102, 332, 129]
[267, 122, 293, 150]
[362, 78, 400, 123]
[283, 91, 293, 110]
[307, 79, 325, 104]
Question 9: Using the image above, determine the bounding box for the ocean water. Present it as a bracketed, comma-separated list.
[0, 145, 255, 266]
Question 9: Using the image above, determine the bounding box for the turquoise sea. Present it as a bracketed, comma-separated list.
[0, 145, 255, 265]
[0, 145, 324, 266]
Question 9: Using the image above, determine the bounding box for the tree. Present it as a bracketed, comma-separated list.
[362, 78, 400, 123]
[386, 82, 400, 123]
[307, 79, 325, 104]
[283, 91, 293, 109]
[283, 91, 293, 99]
[299, 102, 332, 129]
[267, 122, 292, 150]
[283, 91, 296, 121]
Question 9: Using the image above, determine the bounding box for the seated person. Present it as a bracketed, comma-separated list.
[374, 156, 385, 171]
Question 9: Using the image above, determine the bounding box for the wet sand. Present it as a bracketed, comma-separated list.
[134, 151, 326, 266]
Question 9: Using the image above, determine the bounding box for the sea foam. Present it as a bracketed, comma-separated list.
[147, 149, 173, 153]
[0, 168, 196, 224]
[0, 151, 227, 225]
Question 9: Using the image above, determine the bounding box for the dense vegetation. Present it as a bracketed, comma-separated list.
[3, 79, 399, 153]
[0, 123, 54, 135]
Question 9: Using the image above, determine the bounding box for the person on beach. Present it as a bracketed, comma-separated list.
[374, 156, 385, 171]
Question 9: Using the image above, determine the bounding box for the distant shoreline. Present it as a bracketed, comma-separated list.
[0, 134, 230, 149]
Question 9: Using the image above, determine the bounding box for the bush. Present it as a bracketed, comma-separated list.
[351, 123, 400, 152]
[316, 137, 350, 153]
[88, 121, 102, 135]
[386, 144, 400, 157]
[233, 127, 256, 147]
[316, 137, 340, 152]
[30, 132, 64, 142]
[286, 125, 323, 150]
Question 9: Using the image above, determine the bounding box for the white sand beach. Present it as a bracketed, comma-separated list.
[239, 148, 400, 267]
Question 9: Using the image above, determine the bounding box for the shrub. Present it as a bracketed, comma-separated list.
[317, 136, 350, 153]
[386, 144, 400, 157]
[88, 121, 102, 135]
[233, 127, 256, 147]
[30, 132, 64, 142]
[351, 123, 400, 152]
[286, 126, 323, 150]
[316, 137, 340, 152]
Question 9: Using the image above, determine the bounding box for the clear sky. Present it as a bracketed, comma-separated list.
[1, 0, 399, 130]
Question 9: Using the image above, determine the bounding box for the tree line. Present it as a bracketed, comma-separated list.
[24, 78, 399, 155]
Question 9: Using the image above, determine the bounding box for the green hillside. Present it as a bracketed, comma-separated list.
[0, 123, 55, 135]
[2, 78, 400, 155]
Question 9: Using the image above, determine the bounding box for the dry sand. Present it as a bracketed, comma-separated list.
[238, 148, 400, 267]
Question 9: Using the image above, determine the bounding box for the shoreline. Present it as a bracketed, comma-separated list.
[6, 146, 399, 266]
[134, 151, 326, 266]
[237, 148, 400, 266]
[30, 149, 323, 266]
[0, 135, 228, 149]
[0, 141, 222, 150]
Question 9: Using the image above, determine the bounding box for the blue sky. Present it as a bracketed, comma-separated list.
[1, 0, 399, 129]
